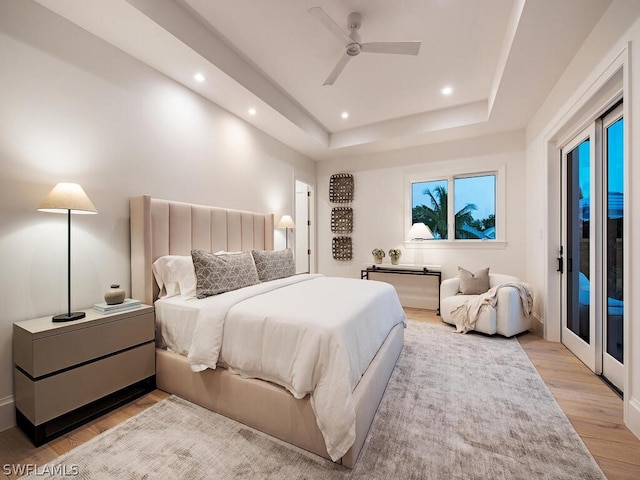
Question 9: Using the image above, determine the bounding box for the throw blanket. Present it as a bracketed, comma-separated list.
[451, 282, 533, 334]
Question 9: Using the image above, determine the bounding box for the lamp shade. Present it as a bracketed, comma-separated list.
[408, 222, 433, 240]
[277, 215, 296, 229]
[38, 183, 97, 214]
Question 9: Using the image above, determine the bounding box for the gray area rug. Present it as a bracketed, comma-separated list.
[23, 321, 605, 479]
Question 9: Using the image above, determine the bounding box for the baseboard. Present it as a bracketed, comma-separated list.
[397, 293, 438, 311]
[0, 395, 16, 432]
[626, 396, 640, 440]
[532, 312, 544, 337]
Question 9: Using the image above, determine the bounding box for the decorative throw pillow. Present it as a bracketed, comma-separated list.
[191, 250, 260, 298]
[458, 267, 490, 295]
[251, 249, 296, 282]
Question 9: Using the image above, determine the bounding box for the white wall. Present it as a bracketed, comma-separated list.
[316, 131, 528, 310]
[524, 0, 640, 440]
[0, 0, 315, 430]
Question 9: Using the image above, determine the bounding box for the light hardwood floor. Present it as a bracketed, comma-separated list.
[1, 308, 638, 479]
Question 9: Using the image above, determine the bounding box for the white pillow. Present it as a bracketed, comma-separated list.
[152, 255, 197, 299]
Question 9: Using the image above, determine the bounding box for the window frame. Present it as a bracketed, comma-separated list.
[404, 164, 506, 249]
[452, 173, 497, 240]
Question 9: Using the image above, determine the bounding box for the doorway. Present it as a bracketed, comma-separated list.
[560, 103, 624, 392]
[294, 179, 314, 274]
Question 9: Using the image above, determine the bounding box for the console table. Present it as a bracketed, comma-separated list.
[361, 264, 442, 315]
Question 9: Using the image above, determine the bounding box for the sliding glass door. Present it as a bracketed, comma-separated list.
[560, 103, 624, 392]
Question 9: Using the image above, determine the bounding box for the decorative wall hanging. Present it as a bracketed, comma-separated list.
[332, 236, 352, 261]
[331, 207, 353, 234]
[329, 173, 354, 262]
[329, 173, 354, 203]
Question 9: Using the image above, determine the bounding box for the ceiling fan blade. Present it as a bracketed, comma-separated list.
[308, 7, 352, 46]
[323, 52, 351, 86]
[361, 42, 422, 55]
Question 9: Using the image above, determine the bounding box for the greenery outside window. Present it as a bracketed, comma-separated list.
[411, 173, 497, 241]
[412, 180, 448, 238]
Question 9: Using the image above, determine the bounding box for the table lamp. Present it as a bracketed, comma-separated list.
[408, 222, 434, 240]
[38, 183, 97, 322]
[408, 222, 433, 266]
[277, 215, 296, 249]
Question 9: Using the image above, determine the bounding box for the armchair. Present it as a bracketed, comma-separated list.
[440, 273, 532, 337]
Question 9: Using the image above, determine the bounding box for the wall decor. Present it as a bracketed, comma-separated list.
[331, 207, 353, 234]
[329, 173, 354, 262]
[332, 236, 352, 261]
[329, 173, 354, 203]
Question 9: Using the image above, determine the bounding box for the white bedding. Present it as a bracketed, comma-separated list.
[154, 274, 406, 461]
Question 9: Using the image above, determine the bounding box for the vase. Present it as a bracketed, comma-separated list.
[104, 284, 126, 305]
[391, 258, 400, 265]
[374, 256, 383, 264]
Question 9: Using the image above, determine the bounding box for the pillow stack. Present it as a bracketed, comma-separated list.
[152, 249, 297, 300]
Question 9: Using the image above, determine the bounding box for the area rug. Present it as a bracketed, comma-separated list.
[22, 321, 606, 479]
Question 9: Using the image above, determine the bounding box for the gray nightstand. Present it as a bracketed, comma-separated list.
[13, 305, 155, 445]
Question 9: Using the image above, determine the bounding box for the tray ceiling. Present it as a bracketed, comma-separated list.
[34, 0, 612, 160]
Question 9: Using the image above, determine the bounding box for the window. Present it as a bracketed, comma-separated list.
[411, 173, 497, 241]
[412, 179, 448, 238]
[454, 175, 495, 239]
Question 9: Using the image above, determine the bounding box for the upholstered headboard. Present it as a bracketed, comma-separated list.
[130, 195, 274, 305]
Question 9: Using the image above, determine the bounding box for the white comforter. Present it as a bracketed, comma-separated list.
[186, 274, 406, 461]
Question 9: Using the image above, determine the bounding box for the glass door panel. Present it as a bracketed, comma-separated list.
[562, 128, 596, 372]
[603, 109, 624, 390]
[566, 139, 591, 342]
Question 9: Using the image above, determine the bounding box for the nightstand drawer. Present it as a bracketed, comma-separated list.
[15, 341, 155, 425]
[15, 310, 154, 378]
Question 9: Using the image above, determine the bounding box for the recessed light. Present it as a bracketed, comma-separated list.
[441, 86, 453, 96]
[248, 108, 257, 116]
[341, 111, 349, 119]
[194, 73, 206, 82]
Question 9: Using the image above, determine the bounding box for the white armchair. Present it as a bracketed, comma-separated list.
[440, 273, 532, 337]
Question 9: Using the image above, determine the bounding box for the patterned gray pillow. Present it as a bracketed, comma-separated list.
[458, 267, 490, 295]
[251, 249, 295, 282]
[191, 250, 260, 298]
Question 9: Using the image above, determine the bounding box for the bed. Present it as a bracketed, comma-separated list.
[130, 195, 405, 467]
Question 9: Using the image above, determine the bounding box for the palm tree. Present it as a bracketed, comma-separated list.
[412, 186, 478, 239]
[412, 186, 448, 238]
[455, 203, 478, 239]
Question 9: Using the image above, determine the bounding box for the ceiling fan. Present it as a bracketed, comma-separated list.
[309, 7, 421, 86]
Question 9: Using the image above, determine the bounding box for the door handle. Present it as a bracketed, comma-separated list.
[557, 246, 564, 273]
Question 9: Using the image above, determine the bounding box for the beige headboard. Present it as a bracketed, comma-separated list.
[130, 195, 274, 305]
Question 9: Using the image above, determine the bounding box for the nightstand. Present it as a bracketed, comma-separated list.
[13, 305, 155, 446]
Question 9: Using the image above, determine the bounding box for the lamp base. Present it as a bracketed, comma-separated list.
[52, 312, 86, 322]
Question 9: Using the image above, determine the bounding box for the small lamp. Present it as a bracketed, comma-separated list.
[408, 222, 434, 240]
[408, 222, 433, 266]
[277, 215, 296, 249]
[38, 183, 97, 322]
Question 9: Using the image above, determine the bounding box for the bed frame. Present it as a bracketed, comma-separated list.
[130, 195, 403, 467]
